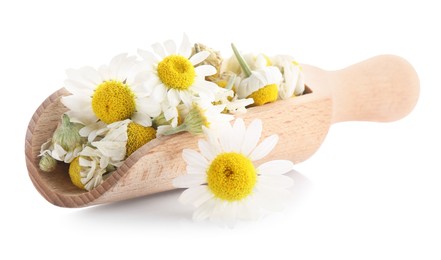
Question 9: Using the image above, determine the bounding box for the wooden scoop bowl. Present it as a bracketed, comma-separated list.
[25, 55, 419, 208]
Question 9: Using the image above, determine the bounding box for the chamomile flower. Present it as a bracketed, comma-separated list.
[138, 35, 226, 107]
[173, 118, 294, 224]
[223, 53, 270, 75]
[231, 44, 282, 106]
[271, 55, 305, 98]
[61, 53, 161, 127]
[69, 146, 111, 191]
[39, 114, 86, 165]
[159, 100, 233, 136]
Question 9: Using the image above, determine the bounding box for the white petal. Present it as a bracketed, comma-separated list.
[61, 95, 90, 112]
[198, 140, 217, 161]
[241, 119, 262, 156]
[131, 111, 152, 127]
[193, 198, 217, 222]
[136, 97, 161, 117]
[81, 66, 102, 85]
[182, 149, 208, 168]
[152, 84, 167, 102]
[186, 165, 206, 175]
[137, 49, 158, 63]
[173, 174, 206, 188]
[167, 89, 180, 107]
[257, 160, 294, 175]
[230, 118, 246, 152]
[258, 175, 294, 189]
[195, 65, 216, 76]
[152, 42, 166, 58]
[218, 125, 234, 152]
[178, 185, 208, 204]
[179, 90, 193, 107]
[236, 197, 260, 220]
[179, 33, 191, 58]
[108, 53, 127, 80]
[192, 188, 215, 207]
[64, 80, 94, 95]
[163, 40, 177, 54]
[249, 134, 279, 161]
[190, 51, 210, 65]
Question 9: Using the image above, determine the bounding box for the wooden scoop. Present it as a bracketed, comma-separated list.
[25, 55, 420, 208]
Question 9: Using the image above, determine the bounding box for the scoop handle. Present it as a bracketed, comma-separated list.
[327, 55, 419, 123]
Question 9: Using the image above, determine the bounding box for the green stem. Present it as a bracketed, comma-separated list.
[231, 43, 252, 77]
[162, 123, 188, 136]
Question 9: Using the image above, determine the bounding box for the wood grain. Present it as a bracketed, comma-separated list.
[25, 55, 419, 208]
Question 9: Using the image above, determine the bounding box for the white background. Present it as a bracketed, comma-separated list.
[1, 0, 440, 259]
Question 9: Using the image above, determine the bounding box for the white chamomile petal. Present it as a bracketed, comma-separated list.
[249, 134, 279, 161]
[257, 160, 294, 175]
[163, 39, 177, 54]
[137, 49, 158, 64]
[198, 139, 217, 161]
[258, 175, 294, 190]
[173, 174, 206, 188]
[178, 34, 191, 57]
[193, 198, 217, 222]
[182, 149, 208, 168]
[178, 185, 209, 205]
[190, 51, 210, 65]
[186, 164, 206, 175]
[152, 42, 166, 58]
[241, 119, 262, 156]
[230, 118, 246, 152]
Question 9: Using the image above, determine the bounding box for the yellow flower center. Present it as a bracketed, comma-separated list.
[126, 122, 156, 156]
[68, 157, 85, 189]
[248, 84, 278, 106]
[207, 152, 257, 201]
[91, 80, 136, 124]
[157, 55, 195, 90]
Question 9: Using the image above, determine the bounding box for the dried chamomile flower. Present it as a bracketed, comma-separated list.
[271, 55, 305, 98]
[39, 153, 57, 172]
[192, 43, 223, 82]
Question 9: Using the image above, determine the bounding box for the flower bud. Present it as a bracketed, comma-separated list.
[39, 153, 57, 172]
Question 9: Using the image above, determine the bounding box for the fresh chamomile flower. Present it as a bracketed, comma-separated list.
[138, 35, 226, 107]
[232, 44, 282, 106]
[271, 55, 305, 98]
[223, 52, 270, 75]
[61, 53, 161, 127]
[39, 114, 86, 165]
[173, 118, 294, 224]
[159, 100, 233, 136]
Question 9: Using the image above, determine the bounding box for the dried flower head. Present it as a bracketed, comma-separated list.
[192, 43, 223, 82]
